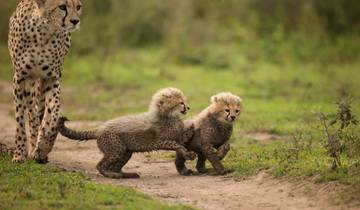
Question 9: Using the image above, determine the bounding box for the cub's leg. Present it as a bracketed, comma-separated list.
[97, 137, 139, 179]
[175, 151, 194, 176]
[31, 78, 60, 163]
[196, 153, 207, 174]
[217, 142, 230, 160]
[97, 155, 124, 179]
[110, 151, 140, 178]
[157, 141, 196, 160]
[12, 74, 28, 163]
[201, 142, 230, 175]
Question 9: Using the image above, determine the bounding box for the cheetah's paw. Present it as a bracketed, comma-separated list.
[12, 154, 26, 163]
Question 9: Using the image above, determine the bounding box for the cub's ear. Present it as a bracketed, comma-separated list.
[234, 95, 242, 105]
[34, 0, 47, 7]
[157, 100, 164, 107]
[157, 100, 166, 113]
[211, 96, 218, 103]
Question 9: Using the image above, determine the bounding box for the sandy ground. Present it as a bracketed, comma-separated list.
[0, 102, 358, 210]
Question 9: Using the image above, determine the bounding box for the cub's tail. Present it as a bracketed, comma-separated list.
[0, 143, 14, 156]
[58, 117, 97, 141]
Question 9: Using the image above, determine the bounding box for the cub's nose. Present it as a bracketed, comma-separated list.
[230, 116, 236, 121]
[70, 19, 80, 26]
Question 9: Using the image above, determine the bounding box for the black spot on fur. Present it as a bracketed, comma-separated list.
[17, 78, 25, 84]
[42, 65, 49, 71]
[44, 87, 51, 92]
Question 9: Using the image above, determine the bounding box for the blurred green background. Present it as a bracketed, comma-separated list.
[0, 0, 359, 133]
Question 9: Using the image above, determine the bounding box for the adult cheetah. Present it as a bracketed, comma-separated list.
[8, 0, 82, 163]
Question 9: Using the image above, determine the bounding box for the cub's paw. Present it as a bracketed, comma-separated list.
[196, 167, 207, 174]
[184, 151, 197, 160]
[179, 169, 194, 176]
[122, 172, 140, 179]
[217, 168, 234, 175]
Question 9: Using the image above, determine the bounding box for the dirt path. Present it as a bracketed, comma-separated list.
[0, 102, 356, 210]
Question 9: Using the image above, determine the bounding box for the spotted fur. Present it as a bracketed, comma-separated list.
[58, 87, 196, 179]
[176, 92, 243, 175]
[8, 0, 82, 163]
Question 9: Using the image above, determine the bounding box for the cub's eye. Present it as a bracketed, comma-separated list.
[225, 109, 230, 113]
[180, 102, 185, 105]
[77, 5, 82, 11]
[235, 109, 240, 113]
[59, 5, 67, 11]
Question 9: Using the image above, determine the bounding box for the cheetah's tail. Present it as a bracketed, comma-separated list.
[58, 116, 97, 141]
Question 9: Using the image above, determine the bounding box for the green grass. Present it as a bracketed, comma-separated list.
[0, 156, 195, 210]
[224, 139, 360, 184]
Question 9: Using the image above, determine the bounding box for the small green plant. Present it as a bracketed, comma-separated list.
[319, 98, 359, 170]
[57, 180, 67, 198]
[276, 132, 305, 163]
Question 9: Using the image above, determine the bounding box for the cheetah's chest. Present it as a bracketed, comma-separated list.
[22, 36, 69, 78]
[9, 12, 71, 79]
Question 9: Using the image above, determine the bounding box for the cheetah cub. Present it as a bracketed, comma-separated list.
[58, 87, 195, 179]
[176, 92, 243, 175]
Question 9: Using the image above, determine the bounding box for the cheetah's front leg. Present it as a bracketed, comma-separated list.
[12, 74, 28, 163]
[31, 78, 60, 163]
[26, 79, 43, 156]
